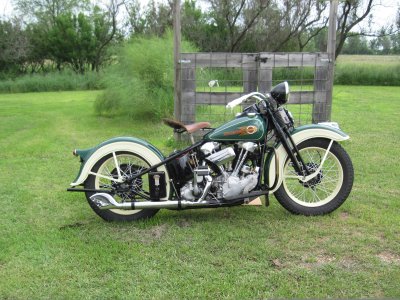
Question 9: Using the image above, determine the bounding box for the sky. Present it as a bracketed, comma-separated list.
[1, 0, 399, 32]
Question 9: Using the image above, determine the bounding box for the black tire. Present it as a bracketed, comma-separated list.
[274, 138, 354, 216]
[84, 151, 159, 221]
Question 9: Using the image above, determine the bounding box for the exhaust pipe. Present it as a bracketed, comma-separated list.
[90, 193, 208, 210]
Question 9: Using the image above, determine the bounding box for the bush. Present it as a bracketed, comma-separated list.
[95, 32, 197, 120]
[0, 70, 104, 93]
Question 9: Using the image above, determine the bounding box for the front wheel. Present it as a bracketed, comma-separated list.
[274, 138, 354, 216]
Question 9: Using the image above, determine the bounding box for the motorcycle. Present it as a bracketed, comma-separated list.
[67, 82, 354, 221]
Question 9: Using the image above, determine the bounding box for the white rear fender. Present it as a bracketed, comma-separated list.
[266, 124, 350, 193]
[71, 139, 170, 199]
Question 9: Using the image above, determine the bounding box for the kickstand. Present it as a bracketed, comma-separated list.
[264, 194, 270, 207]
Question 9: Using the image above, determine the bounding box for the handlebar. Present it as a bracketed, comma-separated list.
[226, 92, 268, 109]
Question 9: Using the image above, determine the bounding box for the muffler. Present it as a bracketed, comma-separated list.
[90, 193, 208, 210]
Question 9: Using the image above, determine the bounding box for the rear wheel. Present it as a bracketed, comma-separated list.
[85, 151, 159, 221]
[274, 138, 354, 215]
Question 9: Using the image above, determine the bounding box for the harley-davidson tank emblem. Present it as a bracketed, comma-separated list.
[223, 126, 258, 136]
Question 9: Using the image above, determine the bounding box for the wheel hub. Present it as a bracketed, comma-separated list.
[301, 162, 323, 188]
[110, 164, 143, 200]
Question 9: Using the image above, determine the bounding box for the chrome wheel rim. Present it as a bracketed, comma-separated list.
[283, 146, 344, 207]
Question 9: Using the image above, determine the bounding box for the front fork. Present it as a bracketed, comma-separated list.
[268, 110, 310, 176]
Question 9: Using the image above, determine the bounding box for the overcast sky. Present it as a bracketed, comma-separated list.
[1, 0, 399, 32]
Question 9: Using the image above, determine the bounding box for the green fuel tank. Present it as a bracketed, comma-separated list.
[204, 114, 267, 142]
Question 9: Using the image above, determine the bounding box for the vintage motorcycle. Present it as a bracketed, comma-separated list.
[68, 82, 354, 221]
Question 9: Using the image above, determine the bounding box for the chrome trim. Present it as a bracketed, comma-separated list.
[90, 193, 209, 210]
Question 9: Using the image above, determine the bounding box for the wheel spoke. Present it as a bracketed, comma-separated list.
[282, 145, 344, 207]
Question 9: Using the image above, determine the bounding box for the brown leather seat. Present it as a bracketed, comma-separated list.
[162, 118, 211, 134]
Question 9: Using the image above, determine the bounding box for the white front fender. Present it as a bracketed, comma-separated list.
[266, 124, 350, 193]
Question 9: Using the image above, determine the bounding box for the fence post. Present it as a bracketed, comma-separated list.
[181, 61, 196, 125]
[242, 54, 258, 93]
[313, 0, 338, 123]
[258, 53, 273, 94]
[325, 0, 339, 122]
[173, 0, 181, 139]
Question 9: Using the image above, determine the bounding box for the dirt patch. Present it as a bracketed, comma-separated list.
[222, 210, 231, 219]
[112, 224, 168, 244]
[300, 254, 336, 269]
[271, 258, 284, 269]
[338, 257, 358, 269]
[377, 251, 400, 265]
[148, 224, 168, 239]
[339, 211, 350, 220]
[59, 222, 88, 230]
[177, 218, 191, 228]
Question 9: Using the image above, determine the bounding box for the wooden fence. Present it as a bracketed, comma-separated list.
[178, 52, 333, 126]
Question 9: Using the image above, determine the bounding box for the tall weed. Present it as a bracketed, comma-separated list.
[95, 33, 196, 120]
[0, 70, 103, 93]
[335, 63, 400, 86]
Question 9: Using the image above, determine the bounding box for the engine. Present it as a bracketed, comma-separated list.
[178, 141, 260, 201]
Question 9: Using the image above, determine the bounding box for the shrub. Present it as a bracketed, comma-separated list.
[95, 32, 197, 120]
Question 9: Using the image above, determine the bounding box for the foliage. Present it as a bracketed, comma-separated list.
[95, 33, 196, 119]
[341, 35, 373, 55]
[13, 0, 90, 24]
[0, 70, 104, 93]
[0, 87, 400, 298]
[0, 1, 120, 76]
[44, 10, 120, 73]
[335, 62, 400, 86]
[0, 19, 30, 76]
[124, 0, 173, 36]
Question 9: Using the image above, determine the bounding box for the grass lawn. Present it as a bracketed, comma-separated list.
[337, 55, 400, 66]
[0, 87, 399, 298]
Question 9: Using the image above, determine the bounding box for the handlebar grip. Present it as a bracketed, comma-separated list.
[226, 95, 248, 109]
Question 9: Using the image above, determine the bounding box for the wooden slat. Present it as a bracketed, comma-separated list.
[179, 51, 332, 125]
[313, 66, 328, 123]
[259, 52, 324, 67]
[289, 91, 314, 104]
[258, 68, 272, 93]
[243, 68, 258, 93]
[316, 53, 330, 67]
[180, 52, 259, 68]
[190, 91, 314, 106]
[193, 92, 243, 105]
[181, 66, 196, 92]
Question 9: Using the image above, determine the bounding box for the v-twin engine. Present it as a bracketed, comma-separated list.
[179, 142, 260, 201]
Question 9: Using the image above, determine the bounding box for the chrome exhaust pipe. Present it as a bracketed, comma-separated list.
[90, 193, 209, 210]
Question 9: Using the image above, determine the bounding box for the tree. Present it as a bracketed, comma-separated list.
[124, 0, 173, 36]
[341, 34, 372, 54]
[335, 0, 374, 58]
[0, 18, 30, 76]
[90, 1, 125, 72]
[14, 0, 90, 25]
[390, 8, 400, 54]
[207, 0, 271, 52]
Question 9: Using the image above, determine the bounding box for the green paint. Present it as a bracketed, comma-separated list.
[204, 114, 267, 141]
[75, 137, 164, 163]
[72, 136, 165, 184]
[291, 124, 348, 137]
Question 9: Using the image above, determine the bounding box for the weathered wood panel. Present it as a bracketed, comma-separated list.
[179, 52, 332, 127]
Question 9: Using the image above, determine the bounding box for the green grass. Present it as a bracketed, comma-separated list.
[0, 87, 399, 298]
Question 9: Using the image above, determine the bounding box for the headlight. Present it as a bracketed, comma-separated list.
[270, 81, 290, 105]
